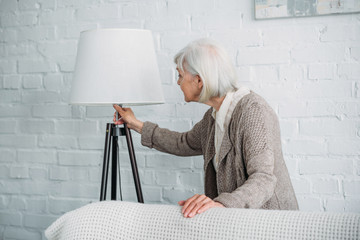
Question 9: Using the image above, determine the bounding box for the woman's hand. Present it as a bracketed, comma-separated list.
[178, 194, 224, 218]
[113, 105, 144, 133]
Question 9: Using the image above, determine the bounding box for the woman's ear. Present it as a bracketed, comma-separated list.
[196, 75, 203, 89]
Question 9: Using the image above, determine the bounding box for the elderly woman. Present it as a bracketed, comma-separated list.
[113, 39, 298, 218]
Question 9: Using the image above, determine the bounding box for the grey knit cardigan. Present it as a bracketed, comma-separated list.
[141, 92, 299, 210]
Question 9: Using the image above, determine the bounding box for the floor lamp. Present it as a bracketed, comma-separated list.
[69, 28, 164, 203]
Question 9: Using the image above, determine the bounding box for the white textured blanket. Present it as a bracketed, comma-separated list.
[45, 201, 359, 240]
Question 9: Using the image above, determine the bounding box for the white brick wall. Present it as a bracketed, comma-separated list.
[0, 0, 359, 239]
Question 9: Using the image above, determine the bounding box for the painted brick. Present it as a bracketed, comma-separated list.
[350, 46, 360, 61]
[19, 120, 55, 134]
[142, 170, 155, 185]
[39, 135, 77, 149]
[22, 90, 61, 104]
[146, 154, 192, 169]
[328, 138, 360, 155]
[3, 75, 21, 89]
[17, 26, 56, 42]
[142, 186, 162, 202]
[298, 81, 352, 99]
[320, 25, 359, 42]
[39, 9, 75, 25]
[338, 63, 360, 80]
[193, 156, 203, 169]
[300, 119, 355, 137]
[49, 166, 69, 181]
[55, 120, 98, 135]
[78, 136, 105, 150]
[237, 47, 290, 65]
[308, 64, 335, 80]
[122, 2, 139, 18]
[0, 0, 18, 11]
[179, 171, 203, 187]
[21, 181, 58, 195]
[0, 150, 15, 162]
[18, 0, 40, 10]
[279, 119, 298, 137]
[0, 29, 17, 43]
[18, 59, 57, 73]
[263, 26, 318, 46]
[345, 199, 360, 212]
[0, 166, 9, 179]
[24, 214, 57, 229]
[18, 150, 56, 164]
[155, 171, 178, 186]
[0, 90, 20, 103]
[10, 167, 29, 179]
[325, 198, 345, 212]
[38, 41, 77, 59]
[1, 12, 37, 27]
[163, 188, 195, 204]
[44, 74, 62, 91]
[48, 197, 89, 215]
[0, 212, 22, 226]
[291, 44, 345, 63]
[297, 196, 323, 211]
[299, 158, 354, 175]
[192, 10, 241, 31]
[279, 65, 305, 82]
[55, 182, 98, 198]
[343, 180, 360, 196]
[32, 105, 72, 118]
[26, 198, 47, 213]
[0, 181, 22, 194]
[8, 197, 26, 210]
[0, 135, 36, 148]
[0, 59, 16, 74]
[291, 178, 311, 194]
[312, 178, 339, 194]
[283, 139, 327, 155]
[22, 75, 42, 89]
[77, 5, 120, 21]
[69, 168, 88, 181]
[4, 227, 41, 240]
[58, 151, 102, 166]
[118, 151, 146, 169]
[29, 168, 48, 180]
[0, 120, 17, 133]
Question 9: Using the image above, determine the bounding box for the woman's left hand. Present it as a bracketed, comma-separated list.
[178, 194, 224, 218]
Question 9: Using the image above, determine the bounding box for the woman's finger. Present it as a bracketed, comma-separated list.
[186, 196, 210, 218]
[183, 195, 207, 217]
[182, 194, 199, 214]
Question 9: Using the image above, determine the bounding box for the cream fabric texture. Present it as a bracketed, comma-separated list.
[45, 201, 360, 240]
[141, 91, 298, 210]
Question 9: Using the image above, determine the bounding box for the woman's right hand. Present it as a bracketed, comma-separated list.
[113, 105, 144, 133]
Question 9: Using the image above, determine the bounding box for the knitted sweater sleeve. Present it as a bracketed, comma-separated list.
[140, 120, 204, 157]
[214, 101, 278, 208]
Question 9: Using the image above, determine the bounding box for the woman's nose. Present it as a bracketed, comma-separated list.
[177, 78, 181, 85]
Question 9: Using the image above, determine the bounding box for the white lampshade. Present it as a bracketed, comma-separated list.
[70, 28, 165, 106]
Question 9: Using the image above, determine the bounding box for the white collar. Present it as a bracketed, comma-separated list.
[211, 91, 235, 132]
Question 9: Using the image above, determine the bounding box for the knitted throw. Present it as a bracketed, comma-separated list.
[45, 201, 360, 240]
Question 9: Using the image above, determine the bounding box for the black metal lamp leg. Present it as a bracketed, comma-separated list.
[111, 133, 118, 200]
[124, 123, 144, 203]
[100, 123, 112, 201]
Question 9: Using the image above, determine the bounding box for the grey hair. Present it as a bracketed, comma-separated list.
[174, 38, 239, 103]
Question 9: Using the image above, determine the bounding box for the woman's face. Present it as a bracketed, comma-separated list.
[176, 68, 203, 102]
